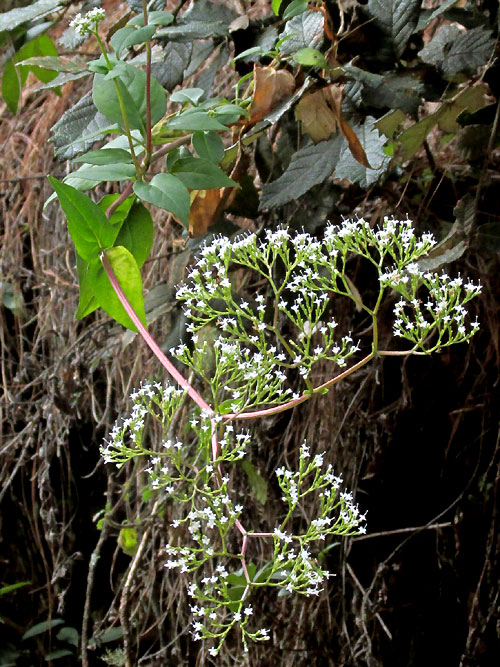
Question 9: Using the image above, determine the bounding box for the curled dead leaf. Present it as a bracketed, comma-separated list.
[246, 65, 295, 125]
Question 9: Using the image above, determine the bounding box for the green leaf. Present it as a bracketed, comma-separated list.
[129, 10, 174, 26]
[272, 0, 283, 15]
[97, 193, 135, 226]
[170, 88, 205, 105]
[69, 164, 137, 182]
[93, 62, 166, 133]
[170, 157, 237, 189]
[192, 131, 224, 162]
[22, 619, 64, 640]
[0, 581, 31, 596]
[118, 527, 138, 555]
[335, 118, 390, 188]
[44, 649, 74, 660]
[240, 460, 268, 505]
[278, 10, 324, 56]
[89, 247, 147, 331]
[99, 627, 124, 643]
[167, 109, 228, 132]
[260, 136, 342, 209]
[418, 25, 495, 76]
[367, 0, 421, 58]
[283, 0, 309, 20]
[48, 177, 118, 261]
[17, 55, 87, 73]
[1, 57, 21, 114]
[75, 254, 98, 320]
[73, 148, 133, 165]
[293, 47, 328, 68]
[110, 25, 156, 58]
[114, 203, 153, 267]
[0, 0, 62, 32]
[133, 174, 190, 228]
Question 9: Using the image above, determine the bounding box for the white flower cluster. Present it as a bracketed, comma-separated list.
[69, 8, 106, 36]
[381, 267, 481, 350]
[100, 381, 186, 469]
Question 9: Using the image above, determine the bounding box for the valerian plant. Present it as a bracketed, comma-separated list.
[100, 219, 480, 655]
[13, 0, 481, 659]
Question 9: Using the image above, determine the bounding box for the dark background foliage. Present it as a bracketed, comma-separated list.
[0, 0, 499, 665]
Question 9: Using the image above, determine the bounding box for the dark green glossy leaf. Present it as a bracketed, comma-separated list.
[1, 57, 20, 113]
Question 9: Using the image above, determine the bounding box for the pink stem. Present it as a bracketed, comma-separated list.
[225, 353, 375, 421]
[101, 253, 212, 413]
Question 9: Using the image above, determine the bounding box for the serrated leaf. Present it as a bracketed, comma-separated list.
[157, 0, 237, 40]
[418, 25, 495, 76]
[151, 41, 191, 91]
[170, 157, 237, 189]
[367, 0, 420, 58]
[192, 131, 224, 162]
[0, 0, 62, 32]
[134, 173, 190, 227]
[91, 247, 147, 331]
[50, 92, 115, 160]
[69, 164, 137, 182]
[260, 136, 342, 209]
[48, 177, 118, 261]
[335, 118, 390, 187]
[22, 619, 64, 640]
[114, 202, 153, 268]
[18, 55, 86, 73]
[278, 10, 324, 55]
[73, 148, 133, 165]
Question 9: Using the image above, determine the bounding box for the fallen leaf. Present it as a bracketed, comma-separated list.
[322, 84, 371, 168]
[295, 88, 338, 142]
[246, 65, 295, 125]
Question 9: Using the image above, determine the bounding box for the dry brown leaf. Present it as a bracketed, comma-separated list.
[295, 89, 339, 142]
[247, 65, 295, 125]
[323, 84, 371, 168]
